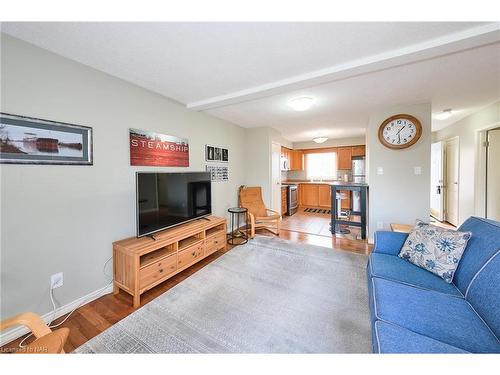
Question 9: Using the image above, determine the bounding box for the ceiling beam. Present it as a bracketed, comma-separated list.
[187, 23, 500, 111]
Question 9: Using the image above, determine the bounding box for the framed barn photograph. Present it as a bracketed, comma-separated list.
[0, 113, 93, 165]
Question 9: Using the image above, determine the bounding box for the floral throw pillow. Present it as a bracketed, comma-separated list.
[398, 220, 472, 283]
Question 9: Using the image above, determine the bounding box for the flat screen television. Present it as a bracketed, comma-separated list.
[136, 172, 212, 237]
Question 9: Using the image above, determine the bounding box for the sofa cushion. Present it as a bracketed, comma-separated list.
[374, 321, 468, 353]
[398, 220, 471, 283]
[465, 250, 500, 338]
[373, 231, 409, 256]
[454, 217, 500, 294]
[371, 277, 500, 353]
[368, 253, 462, 297]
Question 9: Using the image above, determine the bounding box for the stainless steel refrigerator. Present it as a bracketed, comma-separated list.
[351, 157, 366, 212]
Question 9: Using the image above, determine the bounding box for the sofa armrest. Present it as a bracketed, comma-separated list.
[373, 231, 408, 255]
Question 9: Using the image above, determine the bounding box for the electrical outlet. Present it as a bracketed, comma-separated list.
[377, 167, 384, 175]
[50, 272, 63, 289]
[414, 166, 422, 175]
[377, 221, 384, 230]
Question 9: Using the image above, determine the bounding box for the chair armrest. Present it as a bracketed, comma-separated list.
[373, 231, 408, 255]
[0, 312, 52, 339]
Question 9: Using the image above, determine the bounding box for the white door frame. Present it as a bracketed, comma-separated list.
[271, 142, 282, 215]
[444, 137, 460, 226]
[475, 121, 500, 218]
[430, 141, 445, 221]
[485, 127, 500, 220]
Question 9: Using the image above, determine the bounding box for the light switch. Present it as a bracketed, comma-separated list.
[377, 167, 384, 175]
[414, 166, 422, 175]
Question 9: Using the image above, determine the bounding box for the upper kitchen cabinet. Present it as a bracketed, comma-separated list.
[290, 150, 304, 171]
[351, 145, 366, 157]
[337, 147, 352, 169]
[281, 147, 303, 171]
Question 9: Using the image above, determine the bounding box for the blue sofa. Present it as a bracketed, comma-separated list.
[368, 216, 500, 353]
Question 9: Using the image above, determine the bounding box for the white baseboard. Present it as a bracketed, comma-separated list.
[0, 284, 113, 347]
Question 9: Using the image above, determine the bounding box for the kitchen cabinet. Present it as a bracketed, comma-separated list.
[298, 183, 331, 208]
[290, 150, 303, 171]
[337, 147, 352, 170]
[351, 145, 366, 157]
[300, 184, 319, 207]
[281, 187, 288, 215]
[281, 147, 303, 171]
[318, 185, 331, 208]
[339, 190, 351, 210]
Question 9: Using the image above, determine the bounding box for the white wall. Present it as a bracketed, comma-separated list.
[432, 101, 500, 225]
[366, 103, 432, 240]
[0, 34, 247, 319]
[271, 128, 293, 149]
[243, 127, 272, 206]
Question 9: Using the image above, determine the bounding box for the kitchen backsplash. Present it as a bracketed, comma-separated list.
[283, 169, 352, 181]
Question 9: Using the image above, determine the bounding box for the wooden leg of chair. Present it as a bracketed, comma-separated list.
[276, 219, 280, 236]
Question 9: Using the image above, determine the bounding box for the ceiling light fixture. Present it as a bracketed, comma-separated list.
[434, 109, 453, 120]
[288, 96, 315, 111]
[313, 137, 328, 144]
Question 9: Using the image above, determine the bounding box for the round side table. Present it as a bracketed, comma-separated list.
[227, 207, 249, 245]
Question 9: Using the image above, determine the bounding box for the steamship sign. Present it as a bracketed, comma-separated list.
[129, 128, 189, 167]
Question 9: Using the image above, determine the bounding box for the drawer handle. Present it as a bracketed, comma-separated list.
[159, 269, 163, 273]
[191, 251, 196, 256]
[170, 265, 175, 270]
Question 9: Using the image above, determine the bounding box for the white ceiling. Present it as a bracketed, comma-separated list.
[207, 42, 500, 140]
[2, 22, 500, 141]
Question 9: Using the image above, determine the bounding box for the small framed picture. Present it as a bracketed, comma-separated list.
[206, 165, 229, 182]
[206, 144, 228, 163]
[214, 147, 221, 161]
[206, 145, 214, 161]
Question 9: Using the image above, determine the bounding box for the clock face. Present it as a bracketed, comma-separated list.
[378, 114, 422, 149]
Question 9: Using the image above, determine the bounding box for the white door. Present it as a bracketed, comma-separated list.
[486, 128, 500, 221]
[271, 142, 282, 214]
[445, 138, 459, 226]
[430, 141, 445, 221]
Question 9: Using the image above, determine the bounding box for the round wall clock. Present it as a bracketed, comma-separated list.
[378, 114, 422, 150]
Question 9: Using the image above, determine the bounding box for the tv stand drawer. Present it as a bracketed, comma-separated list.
[177, 242, 204, 268]
[139, 253, 177, 289]
[205, 232, 225, 255]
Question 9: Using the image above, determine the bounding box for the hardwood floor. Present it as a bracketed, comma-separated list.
[1, 225, 371, 353]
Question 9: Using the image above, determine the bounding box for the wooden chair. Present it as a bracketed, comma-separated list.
[239, 186, 281, 238]
[0, 312, 69, 354]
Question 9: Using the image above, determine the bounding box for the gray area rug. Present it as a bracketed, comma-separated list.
[75, 236, 371, 353]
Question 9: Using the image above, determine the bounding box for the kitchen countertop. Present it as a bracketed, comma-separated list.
[282, 180, 368, 186]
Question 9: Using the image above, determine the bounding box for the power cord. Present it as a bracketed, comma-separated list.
[18, 256, 113, 348]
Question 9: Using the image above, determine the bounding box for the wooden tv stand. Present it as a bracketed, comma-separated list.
[113, 215, 227, 308]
